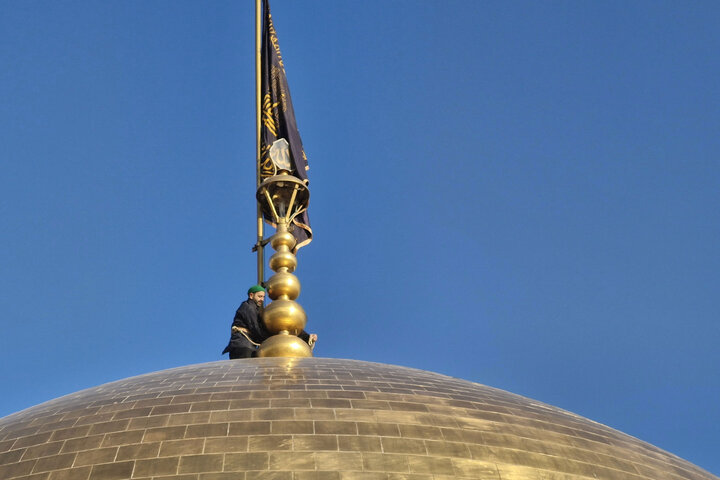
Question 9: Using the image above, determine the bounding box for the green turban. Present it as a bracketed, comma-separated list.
[247, 284, 266, 295]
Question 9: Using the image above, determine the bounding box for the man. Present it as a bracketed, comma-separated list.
[222, 285, 269, 359]
[222, 285, 318, 359]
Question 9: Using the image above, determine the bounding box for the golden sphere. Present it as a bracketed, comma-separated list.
[266, 272, 301, 300]
[256, 332, 313, 358]
[269, 250, 297, 272]
[262, 298, 307, 333]
[271, 230, 296, 251]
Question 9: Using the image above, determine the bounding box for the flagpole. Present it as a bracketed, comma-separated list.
[255, 0, 264, 285]
[252, 0, 314, 357]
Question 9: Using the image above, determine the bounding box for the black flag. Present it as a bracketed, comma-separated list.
[260, 0, 312, 250]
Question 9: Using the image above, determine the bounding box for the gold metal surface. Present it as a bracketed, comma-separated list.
[0, 358, 716, 480]
[266, 271, 301, 300]
[263, 188, 280, 223]
[256, 173, 309, 225]
[271, 229, 296, 251]
[256, 331, 312, 358]
[258, 219, 309, 356]
[255, 175, 311, 357]
[269, 249, 297, 272]
[262, 298, 307, 334]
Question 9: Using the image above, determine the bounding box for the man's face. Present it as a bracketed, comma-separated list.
[250, 291, 265, 307]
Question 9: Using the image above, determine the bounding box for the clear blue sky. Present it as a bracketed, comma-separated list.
[1, 0, 719, 475]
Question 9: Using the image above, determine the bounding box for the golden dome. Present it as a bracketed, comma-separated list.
[0, 358, 716, 480]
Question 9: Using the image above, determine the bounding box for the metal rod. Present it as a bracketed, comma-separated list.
[285, 185, 298, 223]
[263, 188, 280, 223]
[255, 0, 264, 284]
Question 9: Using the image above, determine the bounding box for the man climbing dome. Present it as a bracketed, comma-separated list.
[222, 284, 317, 359]
[222, 285, 268, 359]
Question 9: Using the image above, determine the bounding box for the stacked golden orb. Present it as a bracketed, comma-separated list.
[256, 171, 312, 358]
[258, 222, 311, 357]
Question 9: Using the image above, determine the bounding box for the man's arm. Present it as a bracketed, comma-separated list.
[298, 330, 318, 344]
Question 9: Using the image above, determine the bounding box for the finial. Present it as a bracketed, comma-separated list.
[255, 173, 312, 357]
